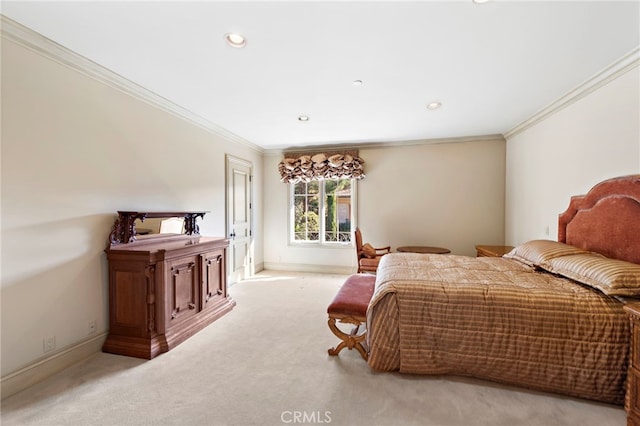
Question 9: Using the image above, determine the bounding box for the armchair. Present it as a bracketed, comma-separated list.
[355, 227, 391, 274]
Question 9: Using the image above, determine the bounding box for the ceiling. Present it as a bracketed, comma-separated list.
[2, 1, 639, 151]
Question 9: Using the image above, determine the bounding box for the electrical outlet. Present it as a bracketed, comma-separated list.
[43, 336, 56, 353]
[88, 320, 97, 334]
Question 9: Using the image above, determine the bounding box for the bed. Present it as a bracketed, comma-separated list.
[366, 174, 640, 405]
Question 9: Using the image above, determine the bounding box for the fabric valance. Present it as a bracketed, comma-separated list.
[278, 150, 365, 183]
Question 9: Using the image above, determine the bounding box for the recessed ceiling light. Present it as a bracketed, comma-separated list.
[426, 102, 442, 110]
[225, 33, 246, 48]
[353, 80, 363, 86]
[298, 115, 310, 122]
[473, 0, 490, 4]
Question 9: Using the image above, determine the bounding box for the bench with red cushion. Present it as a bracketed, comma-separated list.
[327, 274, 376, 360]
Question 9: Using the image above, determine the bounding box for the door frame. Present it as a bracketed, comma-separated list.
[225, 154, 253, 285]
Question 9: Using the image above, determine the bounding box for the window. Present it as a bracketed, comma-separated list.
[290, 178, 355, 244]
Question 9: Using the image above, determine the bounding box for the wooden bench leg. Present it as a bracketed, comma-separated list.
[327, 316, 368, 361]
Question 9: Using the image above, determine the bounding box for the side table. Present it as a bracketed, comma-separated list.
[475, 245, 514, 257]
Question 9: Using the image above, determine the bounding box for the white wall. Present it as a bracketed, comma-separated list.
[1, 36, 263, 378]
[263, 137, 506, 272]
[505, 66, 640, 245]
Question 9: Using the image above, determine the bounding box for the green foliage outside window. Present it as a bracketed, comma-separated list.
[292, 179, 352, 243]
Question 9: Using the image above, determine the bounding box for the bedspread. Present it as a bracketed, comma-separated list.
[367, 253, 630, 404]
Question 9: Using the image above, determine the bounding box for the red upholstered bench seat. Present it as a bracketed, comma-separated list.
[327, 274, 376, 361]
[327, 274, 376, 317]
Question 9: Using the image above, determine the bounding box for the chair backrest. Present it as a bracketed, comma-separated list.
[354, 227, 364, 252]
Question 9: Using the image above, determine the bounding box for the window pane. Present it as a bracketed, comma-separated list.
[290, 178, 354, 244]
[323, 179, 351, 243]
[293, 182, 306, 195]
[308, 180, 319, 194]
[293, 186, 319, 241]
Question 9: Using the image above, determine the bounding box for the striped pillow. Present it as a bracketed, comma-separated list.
[540, 253, 640, 296]
[503, 240, 588, 266]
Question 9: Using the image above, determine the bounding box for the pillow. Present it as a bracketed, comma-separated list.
[503, 239, 588, 266]
[539, 253, 640, 296]
[361, 243, 377, 259]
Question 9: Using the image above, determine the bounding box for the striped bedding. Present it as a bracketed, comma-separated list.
[366, 253, 630, 404]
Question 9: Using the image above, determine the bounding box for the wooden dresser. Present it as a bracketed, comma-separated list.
[625, 304, 640, 425]
[103, 211, 235, 359]
[475, 245, 514, 258]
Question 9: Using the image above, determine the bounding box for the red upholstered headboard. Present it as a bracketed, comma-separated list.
[558, 175, 640, 265]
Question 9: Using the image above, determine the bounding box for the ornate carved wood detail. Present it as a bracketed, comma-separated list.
[108, 211, 208, 246]
[169, 261, 197, 321]
[145, 265, 156, 334]
[204, 253, 224, 303]
[327, 316, 369, 361]
[109, 212, 147, 245]
[184, 212, 206, 235]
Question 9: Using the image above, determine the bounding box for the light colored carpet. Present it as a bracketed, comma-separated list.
[1, 271, 627, 426]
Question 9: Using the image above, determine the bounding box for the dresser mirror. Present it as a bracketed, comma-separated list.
[108, 211, 207, 246]
[133, 217, 186, 235]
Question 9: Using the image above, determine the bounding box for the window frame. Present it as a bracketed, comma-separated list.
[288, 178, 357, 246]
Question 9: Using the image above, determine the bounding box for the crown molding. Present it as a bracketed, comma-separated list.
[263, 134, 506, 156]
[504, 46, 640, 139]
[1, 15, 264, 154]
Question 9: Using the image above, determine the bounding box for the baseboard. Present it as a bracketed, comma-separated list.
[253, 262, 265, 274]
[1, 332, 107, 400]
[262, 262, 355, 275]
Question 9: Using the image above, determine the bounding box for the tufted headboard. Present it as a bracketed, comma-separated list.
[558, 175, 640, 265]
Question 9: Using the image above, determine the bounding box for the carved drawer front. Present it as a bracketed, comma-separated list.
[202, 249, 225, 309]
[166, 256, 200, 325]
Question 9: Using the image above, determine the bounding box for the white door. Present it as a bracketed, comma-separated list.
[226, 155, 252, 285]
